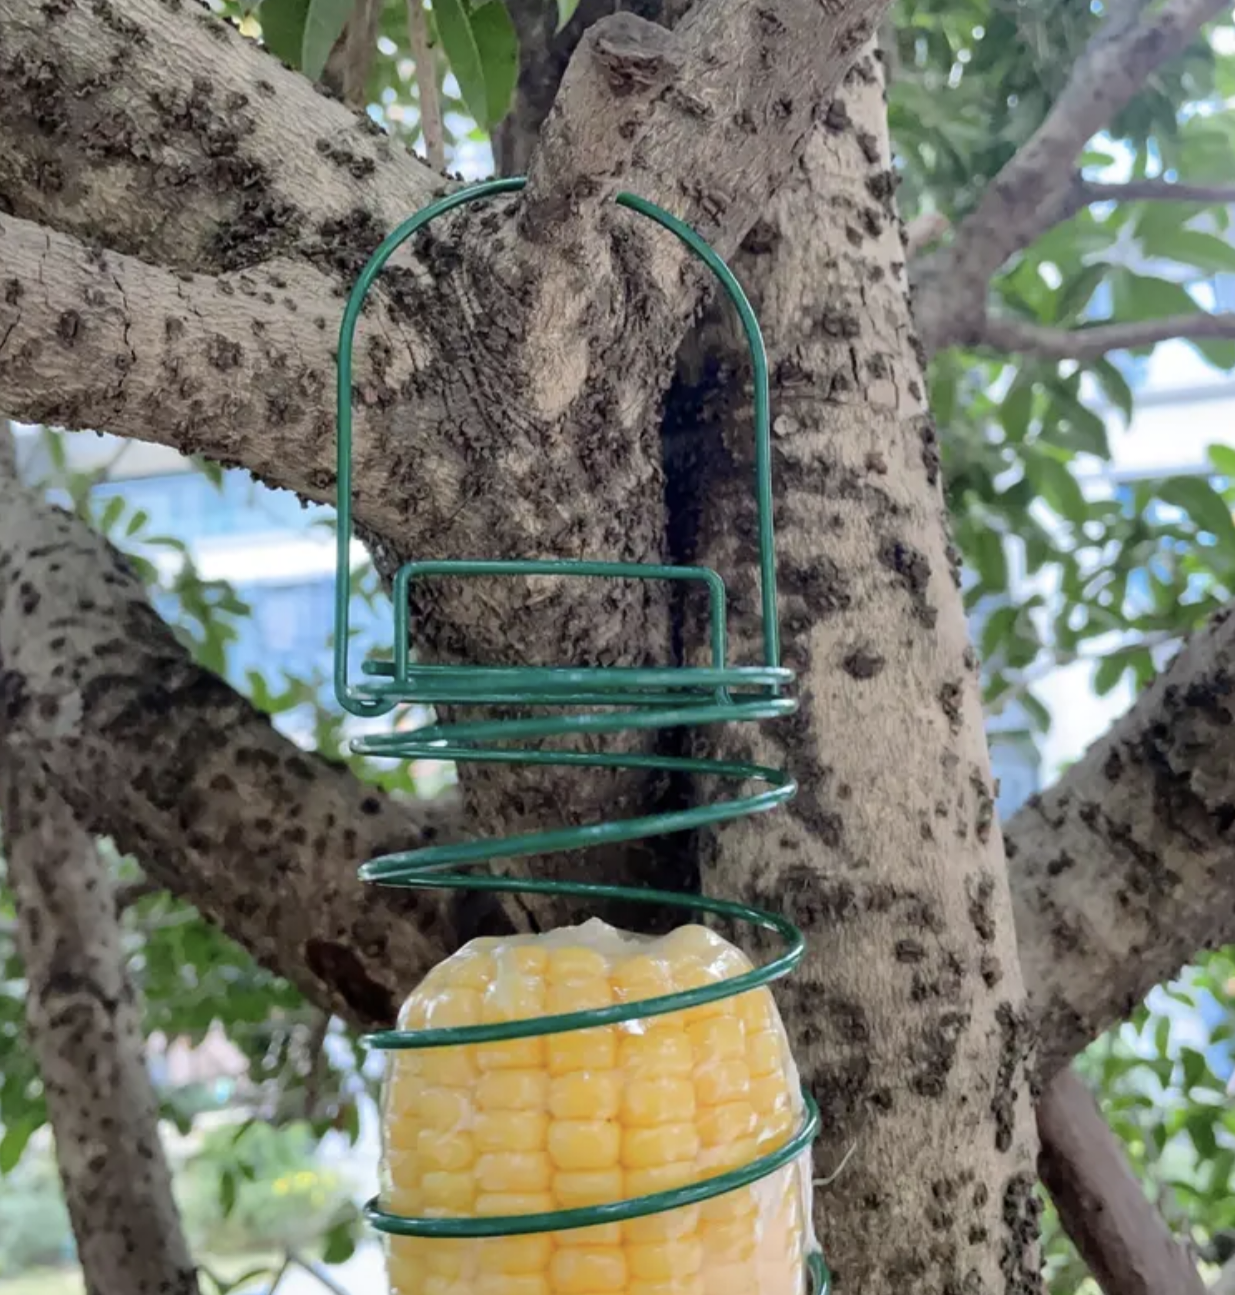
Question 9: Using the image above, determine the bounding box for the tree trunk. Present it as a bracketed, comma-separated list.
[666, 49, 1040, 1294]
[0, 746, 200, 1295]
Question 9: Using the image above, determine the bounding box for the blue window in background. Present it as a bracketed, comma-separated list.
[93, 470, 330, 544]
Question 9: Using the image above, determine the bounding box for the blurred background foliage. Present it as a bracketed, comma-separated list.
[3, 0, 1235, 1291]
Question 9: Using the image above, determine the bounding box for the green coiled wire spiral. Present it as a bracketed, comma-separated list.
[333, 176, 828, 1294]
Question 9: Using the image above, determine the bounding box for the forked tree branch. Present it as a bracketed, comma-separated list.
[915, 0, 1231, 355]
[0, 447, 476, 1029]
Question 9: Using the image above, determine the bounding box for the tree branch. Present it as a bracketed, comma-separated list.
[0, 445, 481, 1030]
[967, 310, 1235, 362]
[405, 0, 445, 171]
[1073, 177, 1235, 210]
[0, 0, 442, 272]
[0, 745, 200, 1295]
[1037, 1069, 1207, 1295]
[1007, 603, 1235, 1079]
[915, 0, 1231, 354]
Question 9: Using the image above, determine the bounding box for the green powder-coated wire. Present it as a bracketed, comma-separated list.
[333, 176, 829, 1295]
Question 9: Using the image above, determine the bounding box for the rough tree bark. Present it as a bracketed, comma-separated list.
[1, 0, 1233, 1291]
[0, 629, 199, 1293]
[669, 50, 1038, 1293]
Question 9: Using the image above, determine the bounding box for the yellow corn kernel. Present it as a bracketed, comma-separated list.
[628, 1238, 704, 1282]
[749, 1073, 790, 1116]
[623, 1204, 699, 1245]
[476, 1192, 555, 1217]
[548, 1120, 621, 1170]
[417, 1130, 475, 1172]
[746, 1029, 784, 1076]
[422, 1171, 475, 1213]
[477, 1234, 553, 1274]
[477, 1278, 550, 1295]
[549, 1247, 627, 1293]
[556, 1223, 623, 1247]
[475, 1110, 548, 1153]
[550, 1071, 621, 1120]
[423, 1278, 470, 1295]
[622, 1122, 700, 1169]
[475, 1151, 553, 1192]
[425, 987, 482, 1027]
[734, 990, 775, 1032]
[504, 945, 549, 976]
[477, 1038, 546, 1070]
[417, 1087, 473, 1131]
[669, 957, 731, 1023]
[419, 1048, 479, 1087]
[447, 952, 496, 991]
[687, 1016, 745, 1063]
[695, 1058, 751, 1106]
[625, 1162, 696, 1197]
[547, 946, 609, 982]
[629, 1281, 704, 1295]
[697, 1136, 760, 1175]
[699, 1190, 758, 1224]
[423, 1240, 474, 1278]
[549, 1028, 618, 1075]
[697, 1101, 756, 1147]
[623, 1077, 696, 1126]
[547, 979, 614, 1013]
[553, 1167, 625, 1208]
[483, 976, 546, 1022]
[612, 955, 674, 1002]
[477, 1070, 549, 1111]
[619, 1031, 693, 1076]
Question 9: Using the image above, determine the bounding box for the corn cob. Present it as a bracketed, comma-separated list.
[381, 919, 811, 1295]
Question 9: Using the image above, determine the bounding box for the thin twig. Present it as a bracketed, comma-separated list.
[406, 0, 445, 171]
[976, 311, 1235, 362]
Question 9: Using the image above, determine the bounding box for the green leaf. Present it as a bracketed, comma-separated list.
[0, 1116, 38, 1174]
[1140, 227, 1235, 274]
[258, 0, 310, 65]
[1090, 359, 1134, 423]
[1209, 443, 1235, 479]
[469, 1, 518, 126]
[322, 1217, 356, 1265]
[1158, 475, 1235, 554]
[125, 508, 150, 537]
[1026, 454, 1087, 523]
[219, 1166, 238, 1217]
[302, 0, 354, 80]
[1111, 269, 1199, 330]
[433, 0, 486, 125]
[1093, 653, 1125, 697]
[99, 494, 126, 535]
[1192, 337, 1235, 370]
[970, 526, 1008, 590]
[555, 0, 580, 29]
[1053, 263, 1106, 323]
[1181, 1047, 1209, 1092]
[999, 375, 1034, 442]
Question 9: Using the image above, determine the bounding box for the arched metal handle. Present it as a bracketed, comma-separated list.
[332, 177, 780, 715]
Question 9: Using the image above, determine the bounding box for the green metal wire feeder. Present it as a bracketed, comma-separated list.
[332, 175, 829, 1294]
